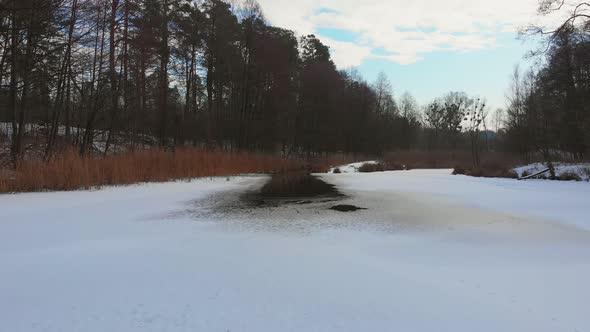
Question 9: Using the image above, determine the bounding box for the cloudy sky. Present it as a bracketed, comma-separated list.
[255, 0, 558, 110]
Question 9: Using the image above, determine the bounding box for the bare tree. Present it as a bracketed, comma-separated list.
[462, 99, 486, 167]
[522, 1, 589, 45]
[373, 72, 397, 115]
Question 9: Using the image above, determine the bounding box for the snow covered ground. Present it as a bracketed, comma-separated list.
[515, 162, 590, 181]
[1, 171, 590, 332]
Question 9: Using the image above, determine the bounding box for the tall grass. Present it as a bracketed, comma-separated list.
[0, 149, 301, 193]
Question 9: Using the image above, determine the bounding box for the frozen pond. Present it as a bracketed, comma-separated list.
[1, 170, 589, 332]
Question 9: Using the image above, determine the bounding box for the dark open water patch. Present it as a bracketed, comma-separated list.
[260, 172, 340, 198]
[330, 205, 367, 212]
[240, 172, 346, 209]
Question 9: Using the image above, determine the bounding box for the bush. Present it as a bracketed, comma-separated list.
[333, 167, 342, 174]
[558, 171, 582, 182]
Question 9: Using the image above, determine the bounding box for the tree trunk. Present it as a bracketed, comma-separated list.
[9, 0, 18, 165]
[80, 2, 108, 155]
[14, 1, 37, 161]
[64, 0, 78, 143]
[104, 0, 120, 155]
[158, 0, 170, 147]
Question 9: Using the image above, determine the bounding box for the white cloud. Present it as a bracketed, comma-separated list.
[255, 0, 565, 67]
[321, 38, 373, 68]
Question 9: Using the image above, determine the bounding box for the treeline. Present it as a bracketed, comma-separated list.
[0, 0, 422, 162]
[503, 18, 590, 161]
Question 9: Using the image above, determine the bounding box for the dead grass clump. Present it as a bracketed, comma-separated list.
[452, 159, 519, 179]
[358, 163, 385, 173]
[454, 165, 518, 179]
[452, 166, 466, 175]
[0, 149, 301, 193]
[383, 161, 406, 171]
[360, 161, 406, 173]
[558, 171, 582, 182]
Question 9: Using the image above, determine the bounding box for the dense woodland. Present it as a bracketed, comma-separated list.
[503, 22, 590, 162]
[0, 0, 588, 167]
[0, 0, 422, 162]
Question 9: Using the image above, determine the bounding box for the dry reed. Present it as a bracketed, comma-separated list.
[0, 149, 302, 193]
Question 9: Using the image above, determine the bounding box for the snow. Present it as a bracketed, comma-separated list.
[514, 162, 590, 181]
[0, 123, 88, 138]
[325, 169, 590, 231]
[0, 122, 10, 137]
[1, 171, 590, 332]
[0, 122, 156, 154]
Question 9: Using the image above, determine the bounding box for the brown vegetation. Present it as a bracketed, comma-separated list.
[461, 167, 519, 179]
[356, 161, 404, 173]
[386, 151, 522, 179]
[452, 158, 519, 179]
[557, 172, 583, 182]
[358, 163, 385, 173]
[384, 150, 521, 171]
[0, 149, 301, 193]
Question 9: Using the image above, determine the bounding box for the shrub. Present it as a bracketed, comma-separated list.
[333, 167, 342, 174]
[521, 170, 530, 178]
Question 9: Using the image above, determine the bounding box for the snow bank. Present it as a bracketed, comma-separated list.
[514, 162, 590, 181]
[329, 161, 379, 173]
[1, 172, 589, 332]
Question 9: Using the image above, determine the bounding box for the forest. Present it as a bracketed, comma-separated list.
[0, 0, 588, 169]
[0, 0, 423, 163]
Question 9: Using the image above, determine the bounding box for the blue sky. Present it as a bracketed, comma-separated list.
[318, 27, 534, 110]
[255, 0, 554, 111]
